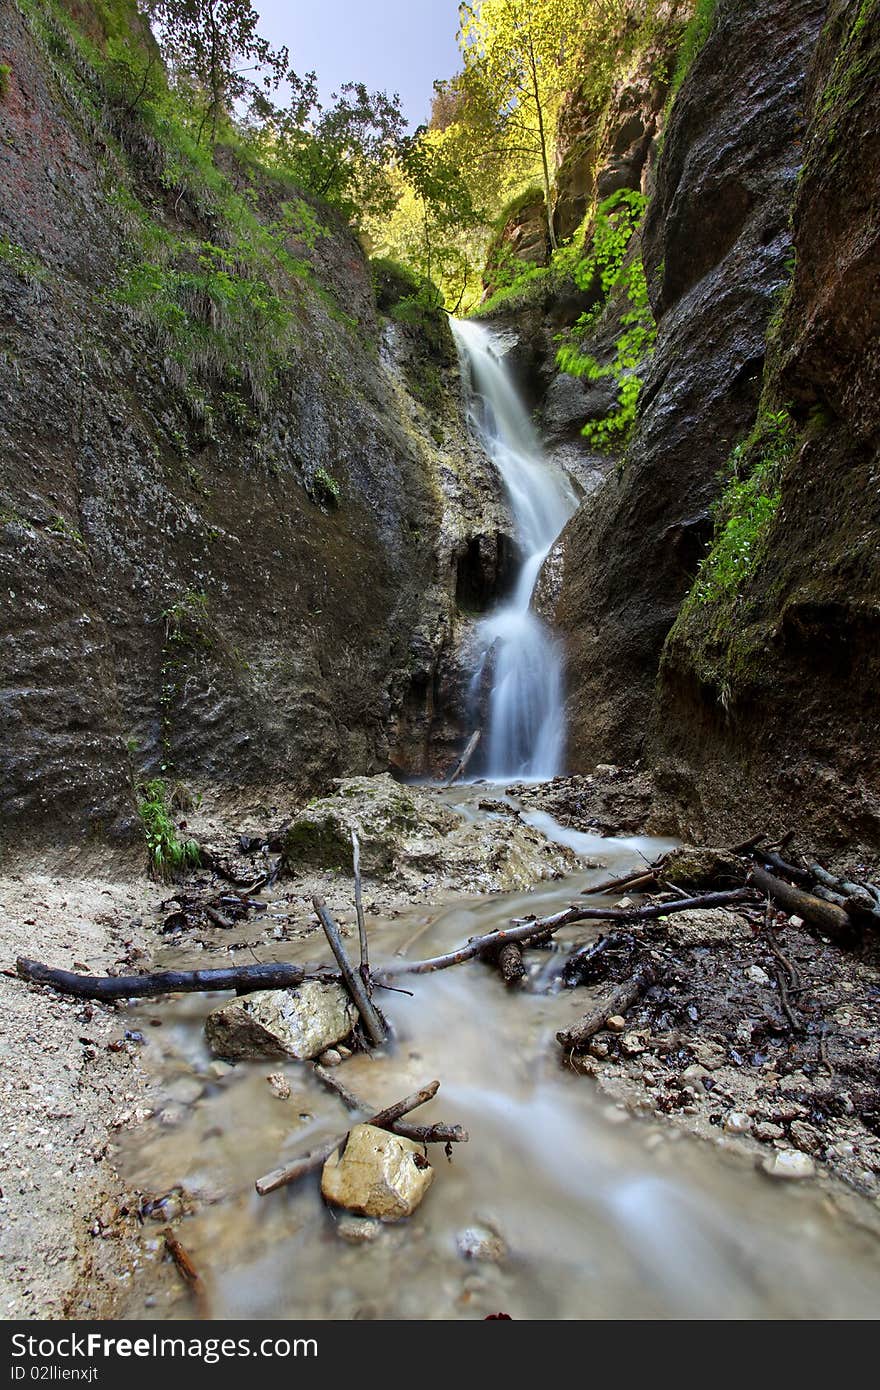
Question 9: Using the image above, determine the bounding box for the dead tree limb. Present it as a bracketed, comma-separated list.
[311, 1064, 468, 1145]
[381, 888, 755, 980]
[351, 829, 370, 988]
[162, 1228, 208, 1317]
[445, 730, 481, 787]
[581, 868, 659, 897]
[312, 896, 387, 1046]
[256, 1079, 440, 1195]
[16, 956, 318, 1000]
[557, 960, 658, 1052]
[749, 866, 851, 938]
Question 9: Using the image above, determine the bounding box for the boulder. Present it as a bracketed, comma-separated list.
[205, 981, 356, 1061]
[321, 1123, 434, 1221]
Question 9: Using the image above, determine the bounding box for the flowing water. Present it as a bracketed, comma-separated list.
[115, 791, 880, 1321]
[451, 320, 579, 780]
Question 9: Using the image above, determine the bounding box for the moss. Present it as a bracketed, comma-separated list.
[0, 237, 46, 286]
[0, 63, 11, 99]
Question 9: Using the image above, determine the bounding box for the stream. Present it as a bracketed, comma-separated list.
[115, 790, 880, 1321]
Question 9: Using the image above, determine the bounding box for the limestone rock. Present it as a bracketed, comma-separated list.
[761, 1149, 816, 1181]
[321, 1123, 434, 1221]
[456, 1223, 507, 1263]
[335, 1214, 383, 1244]
[205, 982, 357, 1061]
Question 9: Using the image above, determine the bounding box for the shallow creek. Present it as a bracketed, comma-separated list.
[116, 794, 880, 1320]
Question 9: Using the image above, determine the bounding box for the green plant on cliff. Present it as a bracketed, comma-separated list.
[668, 0, 718, 101]
[137, 777, 201, 877]
[0, 62, 11, 99]
[555, 190, 655, 449]
[0, 237, 47, 287]
[690, 408, 795, 607]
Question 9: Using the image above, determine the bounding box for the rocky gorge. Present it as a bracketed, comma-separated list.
[1, 0, 879, 1326]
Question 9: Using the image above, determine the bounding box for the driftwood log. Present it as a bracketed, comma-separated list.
[15, 956, 321, 1000]
[749, 866, 851, 938]
[256, 1079, 440, 1196]
[557, 960, 658, 1052]
[445, 730, 481, 787]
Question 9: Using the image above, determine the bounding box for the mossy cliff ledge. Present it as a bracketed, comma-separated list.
[0, 0, 500, 857]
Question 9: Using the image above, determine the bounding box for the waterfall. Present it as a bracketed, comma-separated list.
[451, 318, 578, 781]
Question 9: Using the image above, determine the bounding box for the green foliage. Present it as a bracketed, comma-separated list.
[0, 63, 11, 99]
[555, 191, 655, 449]
[309, 467, 341, 509]
[689, 409, 795, 607]
[0, 237, 46, 286]
[668, 0, 718, 101]
[48, 514, 85, 547]
[136, 777, 201, 877]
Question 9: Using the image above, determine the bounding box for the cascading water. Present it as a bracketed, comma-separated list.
[452, 318, 578, 780]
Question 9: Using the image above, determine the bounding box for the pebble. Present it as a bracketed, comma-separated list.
[266, 1073, 291, 1100]
[761, 1149, 816, 1181]
[588, 1038, 610, 1058]
[746, 966, 770, 985]
[606, 1016, 626, 1034]
[166, 1076, 203, 1106]
[723, 1110, 752, 1135]
[790, 1120, 820, 1154]
[209, 1061, 234, 1080]
[456, 1224, 507, 1263]
[335, 1215, 383, 1244]
[753, 1121, 785, 1142]
[319, 1049, 342, 1067]
[620, 1032, 648, 1057]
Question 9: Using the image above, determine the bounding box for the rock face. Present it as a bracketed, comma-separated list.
[204, 982, 356, 1060]
[651, 0, 880, 858]
[321, 1123, 434, 1221]
[0, 0, 505, 858]
[284, 774, 579, 891]
[552, 0, 826, 770]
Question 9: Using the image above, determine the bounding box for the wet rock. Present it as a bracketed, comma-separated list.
[321, 1123, 434, 1221]
[761, 1150, 816, 1181]
[746, 966, 771, 986]
[789, 1120, 820, 1155]
[456, 1223, 507, 1263]
[659, 847, 743, 891]
[283, 774, 577, 893]
[691, 1041, 727, 1071]
[205, 982, 357, 1061]
[318, 1049, 342, 1068]
[266, 1073, 291, 1100]
[166, 1076, 204, 1107]
[335, 1214, 383, 1244]
[606, 1015, 626, 1034]
[620, 1031, 648, 1056]
[753, 1121, 785, 1142]
[723, 1111, 751, 1135]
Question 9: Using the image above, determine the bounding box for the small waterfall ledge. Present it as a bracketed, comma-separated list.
[451, 319, 578, 781]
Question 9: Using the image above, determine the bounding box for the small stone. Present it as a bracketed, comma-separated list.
[319, 1049, 342, 1067]
[456, 1223, 506, 1263]
[692, 1041, 727, 1070]
[761, 1149, 816, 1181]
[789, 1120, 820, 1154]
[606, 1015, 626, 1034]
[157, 1103, 186, 1129]
[746, 965, 770, 985]
[681, 1064, 712, 1088]
[753, 1121, 785, 1142]
[337, 1045, 353, 1058]
[788, 915, 804, 928]
[588, 1038, 610, 1059]
[617, 897, 634, 911]
[335, 1214, 383, 1244]
[723, 1111, 751, 1135]
[266, 1073, 291, 1100]
[321, 1124, 434, 1221]
[166, 1076, 203, 1106]
[620, 1031, 648, 1057]
[209, 1061, 234, 1080]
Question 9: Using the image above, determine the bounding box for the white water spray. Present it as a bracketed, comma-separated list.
[452, 318, 578, 779]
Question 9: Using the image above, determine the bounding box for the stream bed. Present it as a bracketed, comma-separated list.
[115, 798, 880, 1320]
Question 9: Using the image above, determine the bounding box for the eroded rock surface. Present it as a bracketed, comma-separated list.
[321, 1123, 434, 1221]
[204, 981, 356, 1061]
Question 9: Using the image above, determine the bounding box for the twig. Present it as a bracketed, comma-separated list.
[312, 896, 387, 1047]
[162, 1228, 208, 1317]
[581, 868, 659, 897]
[311, 1064, 468, 1145]
[256, 1079, 440, 1195]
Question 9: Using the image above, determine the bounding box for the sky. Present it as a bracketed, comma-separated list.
[255, 1, 464, 129]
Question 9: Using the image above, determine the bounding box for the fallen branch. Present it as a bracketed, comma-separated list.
[581, 868, 659, 897]
[557, 960, 658, 1052]
[445, 730, 481, 787]
[749, 866, 851, 938]
[311, 1064, 468, 1145]
[381, 888, 755, 980]
[256, 1079, 440, 1195]
[313, 896, 387, 1046]
[16, 956, 319, 1000]
[487, 940, 525, 985]
[162, 1228, 208, 1317]
[351, 829, 370, 988]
